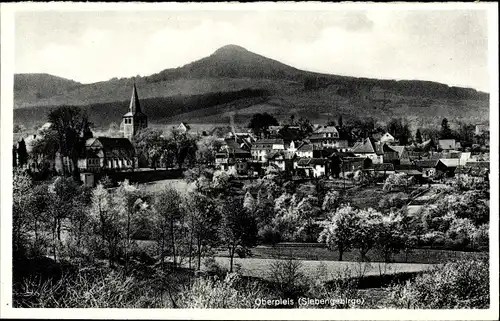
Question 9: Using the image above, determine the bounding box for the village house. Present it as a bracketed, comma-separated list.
[379, 144, 400, 164]
[176, 122, 191, 133]
[413, 159, 438, 178]
[390, 145, 410, 163]
[295, 142, 323, 159]
[340, 157, 366, 175]
[435, 158, 461, 177]
[394, 164, 424, 181]
[475, 123, 489, 136]
[251, 138, 285, 163]
[351, 137, 384, 164]
[294, 158, 328, 178]
[56, 137, 138, 175]
[379, 132, 396, 144]
[308, 125, 349, 150]
[267, 150, 292, 172]
[215, 138, 252, 175]
[438, 139, 457, 151]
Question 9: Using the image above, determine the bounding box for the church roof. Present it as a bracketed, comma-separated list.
[123, 84, 146, 117]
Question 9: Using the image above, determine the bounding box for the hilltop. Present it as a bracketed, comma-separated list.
[14, 44, 489, 129]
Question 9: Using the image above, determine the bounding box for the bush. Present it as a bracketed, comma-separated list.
[267, 258, 309, 300]
[384, 258, 489, 308]
[178, 273, 265, 308]
[203, 256, 228, 278]
[258, 225, 282, 245]
[14, 269, 172, 308]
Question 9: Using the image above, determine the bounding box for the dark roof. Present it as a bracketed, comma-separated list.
[414, 159, 438, 168]
[436, 159, 460, 168]
[371, 163, 395, 172]
[296, 158, 328, 166]
[351, 137, 381, 155]
[252, 139, 284, 149]
[268, 150, 286, 160]
[88, 137, 136, 159]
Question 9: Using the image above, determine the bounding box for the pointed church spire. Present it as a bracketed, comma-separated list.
[129, 83, 142, 115]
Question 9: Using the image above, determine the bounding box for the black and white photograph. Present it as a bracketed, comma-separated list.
[1, 2, 498, 319]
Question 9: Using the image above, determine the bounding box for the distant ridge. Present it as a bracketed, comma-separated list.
[14, 44, 489, 129]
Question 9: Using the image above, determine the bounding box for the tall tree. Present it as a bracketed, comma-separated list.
[30, 129, 59, 171]
[440, 118, 453, 139]
[90, 183, 122, 267]
[218, 197, 258, 272]
[386, 118, 412, 145]
[248, 113, 279, 138]
[17, 139, 28, 167]
[318, 205, 358, 261]
[12, 169, 33, 257]
[184, 191, 220, 270]
[115, 180, 149, 274]
[132, 128, 165, 169]
[166, 128, 198, 169]
[338, 115, 343, 128]
[13, 145, 17, 167]
[296, 117, 314, 140]
[153, 187, 184, 270]
[48, 106, 92, 178]
[415, 129, 423, 144]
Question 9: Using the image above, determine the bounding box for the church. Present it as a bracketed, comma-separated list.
[56, 84, 148, 175]
[122, 84, 148, 140]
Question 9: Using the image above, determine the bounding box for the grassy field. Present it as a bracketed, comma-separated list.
[210, 257, 433, 282]
[218, 245, 485, 265]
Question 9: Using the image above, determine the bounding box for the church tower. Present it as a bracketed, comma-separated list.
[122, 84, 148, 140]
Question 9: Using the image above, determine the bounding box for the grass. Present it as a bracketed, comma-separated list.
[211, 257, 433, 282]
[219, 245, 485, 264]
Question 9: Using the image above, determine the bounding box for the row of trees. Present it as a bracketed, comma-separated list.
[13, 167, 259, 273]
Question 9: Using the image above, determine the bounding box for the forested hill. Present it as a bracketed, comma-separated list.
[14, 44, 489, 129]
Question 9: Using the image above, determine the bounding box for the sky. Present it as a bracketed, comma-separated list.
[14, 6, 491, 92]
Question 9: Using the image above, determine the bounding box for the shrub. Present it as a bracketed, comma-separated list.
[258, 225, 282, 245]
[268, 258, 309, 300]
[14, 269, 172, 308]
[178, 273, 264, 308]
[384, 258, 489, 309]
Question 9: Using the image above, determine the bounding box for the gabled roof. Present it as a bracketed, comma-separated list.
[436, 158, 460, 168]
[390, 145, 407, 157]
[314, 126, 339, 134]
[352, 137, 380, 154]
[414, 159, 438, 168]
[380, 132, 395, 141]
[87, 137, 136, 159]
[296, 158, 328, 166]
[268, 150, 286, 160]
[253, 138, 284, 145]
[372, 163, 395, 172]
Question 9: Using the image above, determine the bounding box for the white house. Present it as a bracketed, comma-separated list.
[251, 139, 285, 163]
[294, 158, 328, 177]
[438, 139, 456, 151]
[380, 132, 396, 144]
[351, 137, 384, 164]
